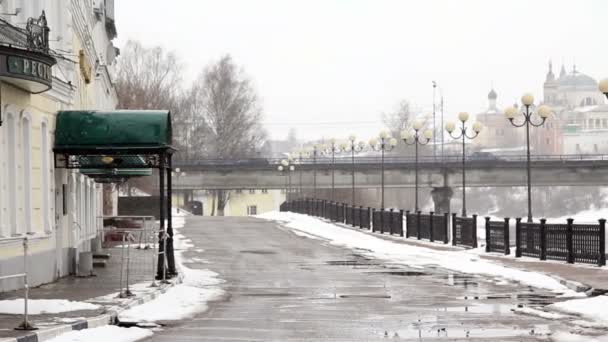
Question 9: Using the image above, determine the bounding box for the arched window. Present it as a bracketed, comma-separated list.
[41, 120, 50, 232]
[5, 113, 17, 236]
[22, 114, 32, 234]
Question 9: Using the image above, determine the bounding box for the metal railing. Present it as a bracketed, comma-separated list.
[100, 215, 164, 296]
[0, 236, 36, 330]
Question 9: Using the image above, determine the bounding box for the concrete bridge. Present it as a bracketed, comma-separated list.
[169, 154, 608, 212]
[173, 154, 608, 189]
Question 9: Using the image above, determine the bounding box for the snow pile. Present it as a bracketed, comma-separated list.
[119, 212, 224, 324]
[551, 331, 608, 342]
[548, 296, 608, 325]
[47, 325, 153, 342]
[0, 299, 99, 314]
[118, 267, 224, 323]
[257, 211, 577, 294]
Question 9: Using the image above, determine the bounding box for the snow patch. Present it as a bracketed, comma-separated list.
[46, 325, 153, 342]
[0, 299, 99, 314]
[548, 296, 608, 324]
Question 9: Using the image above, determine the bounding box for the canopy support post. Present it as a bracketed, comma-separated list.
[166, 154, 176, 275]
[156, 155, 166, 279]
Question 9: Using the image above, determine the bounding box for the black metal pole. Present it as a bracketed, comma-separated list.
[415, 136, 419, 211]
[156, 157, 166, 279]
[313, 149, 317, 199]
[331, 145, 335, 202]
[351, 143, 356, 206]
[461, 122, 467, 217]
[288, 171, 292, 200]
[166, 155, 175, 275]
[381, 141, 385, 209]
[299, 156, 303, 198]
[525, 105, 533, 223]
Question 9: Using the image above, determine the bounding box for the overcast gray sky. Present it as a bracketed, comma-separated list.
[115, 0, 607, 141]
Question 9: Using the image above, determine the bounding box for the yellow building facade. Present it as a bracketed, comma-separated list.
[0, 0, 118, 291]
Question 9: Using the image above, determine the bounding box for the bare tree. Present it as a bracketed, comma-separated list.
[382, 100, 412, 137]
[113, 40, 196, 195]
[190, 55, 267, 215]
[114, 40, 183, 110]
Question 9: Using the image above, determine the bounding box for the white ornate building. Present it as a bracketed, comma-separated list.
[0, 0, 119, 291]
[543, 62, 608, 154]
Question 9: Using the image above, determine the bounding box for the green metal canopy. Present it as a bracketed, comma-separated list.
[80, 168, 153, 177]
[54, 110, 174, 154]
[80, 168, 153, 183]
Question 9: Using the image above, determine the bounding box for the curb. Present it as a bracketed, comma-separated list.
[1, 274, 184, 342]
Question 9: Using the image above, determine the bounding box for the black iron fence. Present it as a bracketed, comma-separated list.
[371, 209, 404, 236]
[452, 214, 478, 248]
[279, 200, 606, 267]
[485, 217, 510, 255]
[405, 211, 449, 244]
[516, 218, 606, 266]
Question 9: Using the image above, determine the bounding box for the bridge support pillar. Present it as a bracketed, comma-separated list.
[431, 186, 453, 215]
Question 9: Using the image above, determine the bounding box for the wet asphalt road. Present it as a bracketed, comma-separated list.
[147, 216, 580, 341]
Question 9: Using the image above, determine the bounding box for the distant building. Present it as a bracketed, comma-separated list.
[475, 62, 606, 156]
[260, 139, 299, 159]
[197, 189, 285, 216]
[474, 89, 525, 151]
[543, 62, 607, 154]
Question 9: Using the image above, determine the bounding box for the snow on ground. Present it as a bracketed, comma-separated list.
[550, 207, 608, 224]
[551, 331, 608, 342]
[0, 299, 99, 314]
[118, 211, 224, 324]
[46, 325, 153, 342]
[548, 296, 608, 325]
[257, 211, 578, 295]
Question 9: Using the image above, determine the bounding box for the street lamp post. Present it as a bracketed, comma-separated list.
[446, 112, 483, 217]
[293, 149, 307, 198]
[600, 79, 608, 100]
[309, 144, 321, 199]
[369, 131, 398, 210]
[344, 135, 365, 206]
[278, 159, 295, 201]
[401, 121, 433, 212]
[505, 94, 551, 222]
[325, 138, 342, 202]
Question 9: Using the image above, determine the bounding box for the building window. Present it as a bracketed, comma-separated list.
[261, 189, 268, 194]
[247, 205, 257, 215]
[41, 121, 50, 232]
[22, 115, 31, 234]
[5, 113, 17, 236]
[249, 189, 255, 194]
[594, 144, 599, 153]
[235, 189, 242, 194]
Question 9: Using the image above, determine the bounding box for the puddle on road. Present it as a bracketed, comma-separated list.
[241, 293, 293, 297]
[391, 323, 552, 340]
[339, 294, 392, 299]
[371, 271, 428, 276]
[239, 250, 277, 255]
[325, 260, 379, 266]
